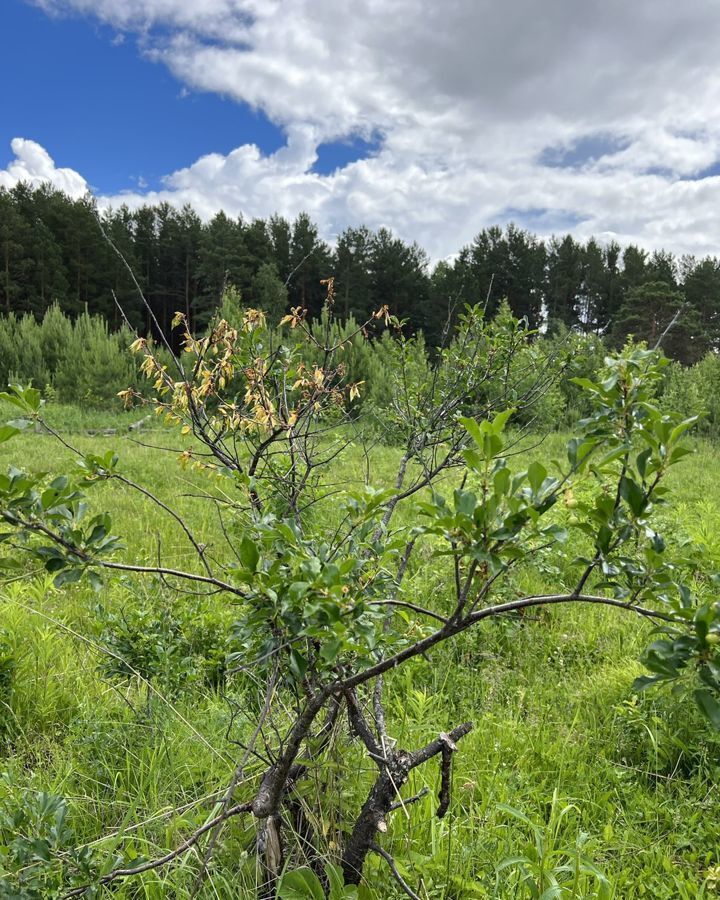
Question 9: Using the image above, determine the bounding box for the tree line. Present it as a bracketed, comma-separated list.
[2, 182, 720, 362]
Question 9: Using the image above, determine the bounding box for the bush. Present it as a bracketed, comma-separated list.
[1, 305, 718, 896]
[94, 587, 230, 695]
[0, 779, 101, 897]
[0, 306, 138, 408]
[53, 311, 136, 407]
[661, 352, 720, 438]
[0, 314, 49, 389]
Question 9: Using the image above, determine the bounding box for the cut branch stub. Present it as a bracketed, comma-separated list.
[341, 722, 473, 884]
[437, 731, 458, 819]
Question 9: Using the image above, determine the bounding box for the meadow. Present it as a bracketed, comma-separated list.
[1, 401, 719, 899]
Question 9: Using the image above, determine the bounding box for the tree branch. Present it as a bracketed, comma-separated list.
[63, 801, 252, 897]
[369, 843, 422, 900]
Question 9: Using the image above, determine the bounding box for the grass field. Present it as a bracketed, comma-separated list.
[1, 409, 719, 898]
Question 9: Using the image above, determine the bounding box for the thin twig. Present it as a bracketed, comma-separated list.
[388, 786, 429, 813]
[63, 801, 252, 897]
[369, 843, 422, 900]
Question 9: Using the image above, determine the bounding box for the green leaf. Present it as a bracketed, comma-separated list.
[87, 571, 103, 593]
[41, 488, 59, 510]
[538, 887, 564, 900]
[694, 689, 720, 729]
[278, 867, 325, 900]
[632, 674, 666, 692]
[53, 568, 83, 588]
[496, 803, 535, 828]
[0, 385, 41, 413]
[484, 432, 503, 458]
[239, 535, 260, 573]
[495, 854, 532, 872]
[289, 649, 308, 682]
[527, 461, 547, 493]
[459, 416, 483, 448]
[636, 447, 652, 479]
[87, 523, 109, 545]
[669, 445, 693, 465]
[22, 387, 42, 412]
[669, 416, 698, 445]
[462, 448, 482, 471]
[567, 437, 595, 470]
[491, 408, 515, 433]
[326, 863, 355, 900]
[0, 425, 19, 444]
[641, 644, 681, 678]
[493, 466, 511, 496]
[288, 581, 310, 601]
[0, 392, 27, 410]
[569, 376, 601, 393]
[596, 525, 613, 554]
[320, 635, 343, 664]
[454, 489, 476, 518]
[620, 476, 646, 517]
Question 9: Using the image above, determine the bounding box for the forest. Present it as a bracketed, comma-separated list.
[2, 183, 720, 364]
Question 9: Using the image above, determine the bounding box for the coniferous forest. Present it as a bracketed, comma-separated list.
[2, 182, 719, 362]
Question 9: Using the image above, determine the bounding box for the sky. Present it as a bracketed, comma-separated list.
[3, 0, 720, 260]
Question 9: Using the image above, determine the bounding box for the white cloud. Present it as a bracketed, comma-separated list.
[7, 0, 720, 259]
[0, 138, 89, 198]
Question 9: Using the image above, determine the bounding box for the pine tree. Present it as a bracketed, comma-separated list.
[612, 281, 708, 363]
[251, 262, 288, 324]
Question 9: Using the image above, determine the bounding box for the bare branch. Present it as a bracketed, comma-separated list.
[369, 844, 422, 900]
[63, 800, 252, 897]
[342, 593, 680, 693]
[388, 786, 429, 813]
[366, 598, 449, 625]
[653, 307, 683, 351]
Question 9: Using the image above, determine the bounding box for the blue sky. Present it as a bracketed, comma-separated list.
[2, 0, 285, 192]
[2, 0, 374, 193]
[2, 0, 720, 259]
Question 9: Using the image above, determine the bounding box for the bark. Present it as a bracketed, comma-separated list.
[341, 722, 472, 884]
[251, 694, 327, 818]
[342, 751, 413, 883]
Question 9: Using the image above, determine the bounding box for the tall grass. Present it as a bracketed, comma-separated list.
[0, 428, 718, 897]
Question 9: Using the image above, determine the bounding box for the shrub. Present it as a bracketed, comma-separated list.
[53, 311, 136, 406]
[661, 352, 720, 438]
[0, 780, 101, 897]
[94, 588, 230, 695]
[0, 294, 716, 900]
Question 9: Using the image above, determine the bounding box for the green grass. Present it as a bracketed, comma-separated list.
[1, 421, 719, 898]
[0, 397, 156, 434]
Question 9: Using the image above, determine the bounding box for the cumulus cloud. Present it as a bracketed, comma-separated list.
[7, 0, 720, 258]
[0, 138, 89, 198]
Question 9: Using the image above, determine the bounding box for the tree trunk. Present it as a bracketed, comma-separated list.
[341, 752, 412, 883]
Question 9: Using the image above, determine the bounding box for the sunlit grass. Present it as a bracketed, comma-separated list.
[0, 418, 718, 897]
